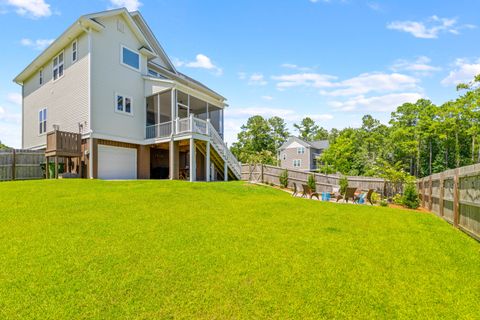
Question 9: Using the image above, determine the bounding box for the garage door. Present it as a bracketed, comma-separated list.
[98, 145, 137, 180]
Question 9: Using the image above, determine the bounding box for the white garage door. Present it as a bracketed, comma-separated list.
[98, 145, 137, 180]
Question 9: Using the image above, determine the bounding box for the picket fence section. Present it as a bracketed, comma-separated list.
[0, 149, 45, 181]
[241, 164, 386, 194]
[418, 164, 480, 241]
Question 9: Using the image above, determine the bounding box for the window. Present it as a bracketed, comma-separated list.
[39, 69, 43, 85]
[282, 153, 286, 160]
[115, 94, 133, 115]
[72, 40, 78, 63]
[297, 147, 305, 154]
[148, 69, 159, 77]
[121, 46, 140, 71]
[293, 159, 301, 168]
[53, 51, 64, 81]
[39, 108, 47, 134]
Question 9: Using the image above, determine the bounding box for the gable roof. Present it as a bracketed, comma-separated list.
[129, 11, 177, 73]
[279, 136, 329, 150]
[13, 8, 156, 84]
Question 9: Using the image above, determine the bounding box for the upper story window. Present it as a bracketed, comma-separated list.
[39, 108, 47, 134]
[53, 51, 64, 81]
[282, 153, 287, 160]
[115, 93, 133, 115]
[72, 40, 78, 63]
[39, 69, 43, 85]
[297, 147, 305, 154]
[121, 45, 140, 71]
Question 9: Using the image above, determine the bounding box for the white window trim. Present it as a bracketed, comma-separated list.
[297, 147, 305, 154]
[114, 93, 134, 117]
[293, 159, 301, 168]
[52, 50, 64, 82]
[120, 45, 141, 72]
[38, 108, 47, 136]
[72, 39, 78, 63]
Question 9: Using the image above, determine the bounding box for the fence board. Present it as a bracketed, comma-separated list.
[0, 149, 45, 181]
[241, 164, 385, 194]
[419, 163, 480, 241]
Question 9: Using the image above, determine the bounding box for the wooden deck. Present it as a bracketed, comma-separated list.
[45, 130, 82, 157]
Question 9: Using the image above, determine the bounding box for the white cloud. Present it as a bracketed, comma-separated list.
[7, 93, 22, 106]
[248, 73, 267, 86]
[329, 93, 423, 112]
[387, 16, 475, 39]
[272, 72, 337, 89]
[174, 54, 222, 75]
[272, 71, 420, 97]
[20, 38, 54, 50]
[323, 72, 419, 97]
[6, 0, 51, 18]
[238, 72, 247, 80]
[391, 56, 441, 75]
[108, 0, 142, 11]
[281, 63, 312, 72]
[441, 58, 480, 86]
[367, 2, 381, 11]
[262, 95, 274, 101]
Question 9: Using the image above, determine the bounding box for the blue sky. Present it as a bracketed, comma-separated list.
[1, 0, 479, 147]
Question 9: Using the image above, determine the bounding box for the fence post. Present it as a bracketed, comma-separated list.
[11, 149, 16, 181]
[422, 179, 426, 208]
[453, 169, 459, 227]
[439, 173, 444, 217]
[261, 164, 264, 183]
[428, 176, 433, 211]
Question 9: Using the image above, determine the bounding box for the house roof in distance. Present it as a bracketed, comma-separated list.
[279, 136, 329, 150]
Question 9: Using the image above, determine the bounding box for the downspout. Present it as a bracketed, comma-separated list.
[79, 21, 93, 178]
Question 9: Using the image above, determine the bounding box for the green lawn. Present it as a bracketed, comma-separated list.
[0, 180, 478, 319]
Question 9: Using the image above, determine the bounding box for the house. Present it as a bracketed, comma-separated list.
[278, 136, 329, 171]
[13, 8, 240, 181]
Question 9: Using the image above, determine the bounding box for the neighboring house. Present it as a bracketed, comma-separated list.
[278, 136, 329, 171]
[13, 8, 240, 181]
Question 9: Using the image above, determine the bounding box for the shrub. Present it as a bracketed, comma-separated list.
[307, 174, 316, 191]
[402, 183, 420, 209]
[392, 194, 403, 205]
[339, 176, 348, 195]
[379, 199, 388, 207]
[371, 192, 380, 204]
[279, 170, 289, 188]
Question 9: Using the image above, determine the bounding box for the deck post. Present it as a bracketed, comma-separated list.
[45, 156, 49, 179]
[206, 141, 211, 182]
[54, 156, 59, 179]
[189, 138, 196, 182]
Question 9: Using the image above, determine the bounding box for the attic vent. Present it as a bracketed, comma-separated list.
[117, 20, 125, 33]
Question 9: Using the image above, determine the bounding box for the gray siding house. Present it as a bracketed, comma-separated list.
[278, 137, 329, 171]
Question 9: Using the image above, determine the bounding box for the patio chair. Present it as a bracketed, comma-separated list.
[344, 188, 357, 203]
[365, 189, 374, 205]
[292, 182, 298, 197]
[302, 184, 320, 200]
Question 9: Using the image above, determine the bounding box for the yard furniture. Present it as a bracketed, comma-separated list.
[321, 192, 331, 201]
[337, 187, 357, 203]
[292, 182, 298, 197]
[302, 184, 320, 200]
[365, 189, 374, 205]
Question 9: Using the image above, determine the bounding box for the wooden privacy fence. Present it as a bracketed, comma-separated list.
[418, 164, 480, 241]
[0, 149, 45, 181]
[241, 164, 386, 194]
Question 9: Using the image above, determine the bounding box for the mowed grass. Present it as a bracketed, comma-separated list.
[0, 180, 478, 319]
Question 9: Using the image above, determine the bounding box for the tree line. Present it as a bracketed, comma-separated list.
[231, 75, 480, 178]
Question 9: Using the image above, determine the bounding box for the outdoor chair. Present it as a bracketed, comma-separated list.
[292, 182, 298, 197]
[302, 184, 320, 200]
[365, 189, 374, 205]
[338, 187, 357, 203]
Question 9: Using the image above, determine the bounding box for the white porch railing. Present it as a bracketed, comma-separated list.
[146, 121, 172, 139]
